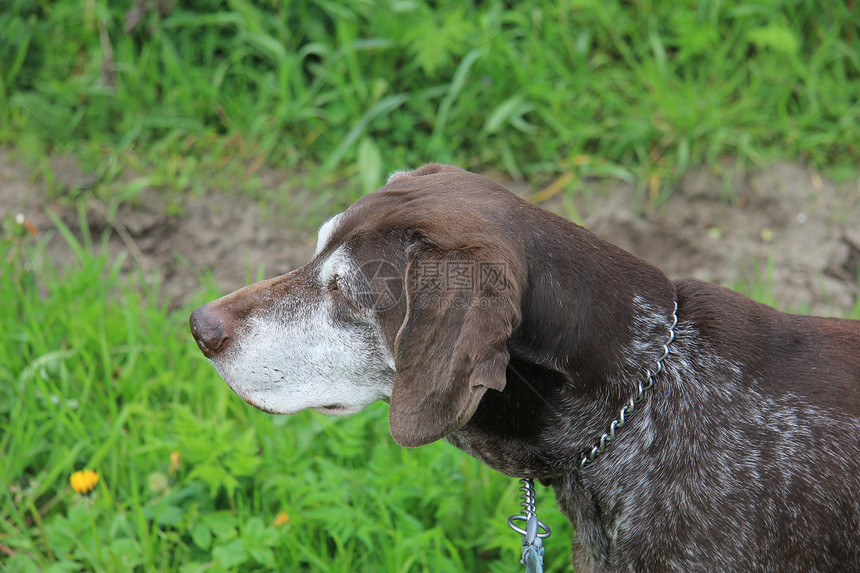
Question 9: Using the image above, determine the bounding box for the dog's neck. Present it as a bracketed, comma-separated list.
[452, 221, 679, 479]
[516, 221, 676, 384]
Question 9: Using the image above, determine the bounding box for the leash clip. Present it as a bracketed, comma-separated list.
[507, 478, 551, 572]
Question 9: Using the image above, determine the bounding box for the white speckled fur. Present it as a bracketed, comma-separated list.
[212, 299, 394, 416]
[554, 303, 860, 572]
[210, 224, 395, 416]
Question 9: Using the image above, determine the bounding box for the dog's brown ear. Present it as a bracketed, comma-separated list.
[389, 242, 521, 447]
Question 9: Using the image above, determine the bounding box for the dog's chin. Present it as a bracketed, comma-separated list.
[236, 394, 363, 417]
[222, 381, 374, 418]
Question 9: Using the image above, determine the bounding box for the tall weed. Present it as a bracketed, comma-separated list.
[1, 0, 857, 195]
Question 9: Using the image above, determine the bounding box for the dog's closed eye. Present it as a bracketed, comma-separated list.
[328, 275, 368, 316]
[328, 276, 350, 301]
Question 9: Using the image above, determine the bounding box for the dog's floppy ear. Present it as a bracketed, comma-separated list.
[389, 241, 521, 447]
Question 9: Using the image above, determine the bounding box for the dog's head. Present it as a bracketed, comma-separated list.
[190, 164, 526, 447]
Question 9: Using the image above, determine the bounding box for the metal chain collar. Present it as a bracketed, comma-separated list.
[506, 301, 678, 572]
[577, 301, 678, 469]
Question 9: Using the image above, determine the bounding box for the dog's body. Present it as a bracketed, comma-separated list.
[191, 164, 860, 572]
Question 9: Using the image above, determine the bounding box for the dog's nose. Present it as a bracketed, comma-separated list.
[190, 304, 231, 358]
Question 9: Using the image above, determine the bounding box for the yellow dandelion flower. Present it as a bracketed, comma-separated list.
[273, 511, 290, 526]
[70, 469, 100, 495]
[169, 451, 181, 475]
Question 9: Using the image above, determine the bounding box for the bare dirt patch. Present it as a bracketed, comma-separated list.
[1, 149, 857, 316]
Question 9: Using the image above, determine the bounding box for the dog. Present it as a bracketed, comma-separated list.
[190, 164, 860, 572]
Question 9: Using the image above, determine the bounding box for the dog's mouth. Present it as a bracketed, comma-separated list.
[314, 404, 354, 416]
[244, 398, 354, 417]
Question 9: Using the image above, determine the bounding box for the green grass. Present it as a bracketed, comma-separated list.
[1, 1, 858, 570]
[2, 0, 858, 205]
[2, 213, 855, 573]
[0, 218, 575, 572]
